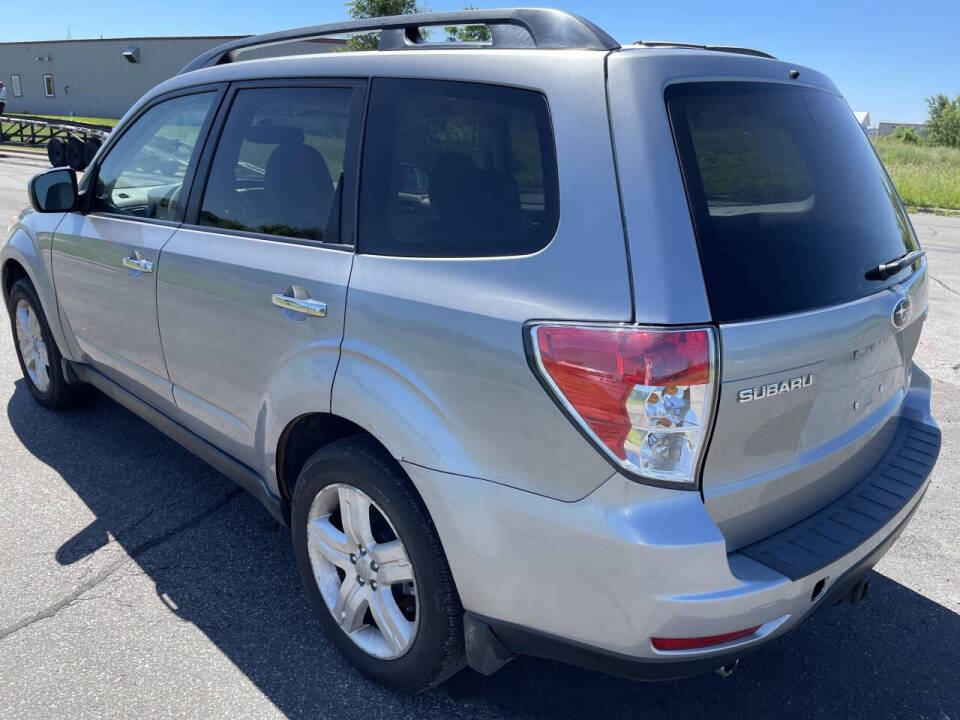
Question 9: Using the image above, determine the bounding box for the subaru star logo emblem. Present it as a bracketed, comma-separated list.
[892, 296, 911, 330]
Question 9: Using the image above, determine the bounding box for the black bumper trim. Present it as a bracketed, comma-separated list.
[467, 611, 746, 681]
[739, 417, 940, 581]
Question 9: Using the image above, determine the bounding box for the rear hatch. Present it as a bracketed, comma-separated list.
[662, 78, 929, 548]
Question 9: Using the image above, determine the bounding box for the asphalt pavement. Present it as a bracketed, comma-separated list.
[0, 152, 957, 719]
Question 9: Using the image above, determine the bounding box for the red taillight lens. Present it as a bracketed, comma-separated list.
[531, 324, 716, 486]
[651, 626, 761, 651]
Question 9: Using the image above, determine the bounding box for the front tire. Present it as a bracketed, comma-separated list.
[291, 436, 465, 692]
[7, 278, 80, 409]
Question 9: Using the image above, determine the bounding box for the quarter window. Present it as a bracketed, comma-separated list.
[199, 86, 353, 243]
[358, 78, 559, 258]
[91, 92, 215, 221]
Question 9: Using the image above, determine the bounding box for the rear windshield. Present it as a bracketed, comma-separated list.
[666, 82, 919, 323]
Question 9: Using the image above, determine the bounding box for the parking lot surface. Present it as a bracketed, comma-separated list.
[0, 152, 957, 719]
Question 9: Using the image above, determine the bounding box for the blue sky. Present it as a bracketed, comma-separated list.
[2, 0, 957, 123]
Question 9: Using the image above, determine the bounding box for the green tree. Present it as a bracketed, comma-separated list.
[445, 6, 491, 42]
[892, 125, 921, 144]
[925, 93, 960, 148]
[344, 0, 424, 51]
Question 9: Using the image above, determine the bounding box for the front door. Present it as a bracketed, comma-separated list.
[156, 81, 363, 470]
[52, 88, 221, 410]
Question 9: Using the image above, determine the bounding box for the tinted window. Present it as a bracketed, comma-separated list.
[667, 82, 919, 323]
[92, 92, 214, 221]
[359, 79, 559, 257]
[200, 86, 352, 243]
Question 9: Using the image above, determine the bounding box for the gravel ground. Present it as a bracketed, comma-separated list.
[0, 152, 957, 719]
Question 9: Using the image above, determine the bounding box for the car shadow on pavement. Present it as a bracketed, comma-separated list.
[6, 380, 960, 720]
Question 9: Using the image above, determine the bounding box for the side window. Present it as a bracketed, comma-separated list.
[199, 86, 353, 243]
[358, 78, 559, 258]
[91, 92, 215, 221]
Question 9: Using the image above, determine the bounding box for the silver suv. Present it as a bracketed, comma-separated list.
[2, 9, 941, 692]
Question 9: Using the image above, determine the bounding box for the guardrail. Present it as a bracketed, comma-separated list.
[0, 114, 112, 170]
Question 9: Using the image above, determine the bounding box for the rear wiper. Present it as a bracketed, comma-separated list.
[865, 249, 925, 281]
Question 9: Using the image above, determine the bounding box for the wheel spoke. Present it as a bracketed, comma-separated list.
[338, 486, 374, 548]
[28, 308, 41, 338]
[15, 306, 29, 337]
[15, 307, 32, 355]
[33, 353, 50, 391]
[332, 575, 368, 634]
[307, 516, 355, 570]
[372, 539, 414, 585]
[369, 587, 414, 656]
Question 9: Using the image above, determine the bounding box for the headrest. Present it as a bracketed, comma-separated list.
[245, 124, 305, 145]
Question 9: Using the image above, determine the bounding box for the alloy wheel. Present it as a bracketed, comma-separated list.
[14, 299, 50, 393]
[306, 483, 419, 659]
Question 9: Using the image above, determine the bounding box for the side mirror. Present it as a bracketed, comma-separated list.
[28, 167, 78, 213]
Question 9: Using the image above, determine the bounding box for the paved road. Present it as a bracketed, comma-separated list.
[0, 153, 957, 719]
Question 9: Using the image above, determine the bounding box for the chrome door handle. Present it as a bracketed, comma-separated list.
[122, 256, 153, 273]
[271, 294, 327, 317]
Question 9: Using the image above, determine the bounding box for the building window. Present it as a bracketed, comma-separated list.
[43, 74, 54, 98]
[11, 74, 22, 97]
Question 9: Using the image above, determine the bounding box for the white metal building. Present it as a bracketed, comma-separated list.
[0, 36, 344, 120]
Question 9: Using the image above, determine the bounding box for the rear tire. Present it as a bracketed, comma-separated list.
[7, 279, 83, 409]
[291, 436, 465, 692]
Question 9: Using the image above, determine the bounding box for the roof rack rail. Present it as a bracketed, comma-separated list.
[632, 40, 775, 59]
[179, 8, 620, 74]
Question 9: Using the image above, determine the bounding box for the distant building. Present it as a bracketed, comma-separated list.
[878, 122, 927, 137]
[0, 35, 344, 120]
[853, 111, 870, 130]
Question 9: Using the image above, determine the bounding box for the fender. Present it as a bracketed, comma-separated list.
[1, 209, 77, 363]
[331, 337, 484, 482]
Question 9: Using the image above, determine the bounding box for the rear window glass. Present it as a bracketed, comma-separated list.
[666, 82, 919, 323]
[358, 78, 559, 258]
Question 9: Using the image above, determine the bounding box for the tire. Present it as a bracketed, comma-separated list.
[7, 279, 82, 409]
[82, 138, 102, 166]
[47, 137, 65, 167]
[291, 436, 465, 692]
[65, 137, 85, 171]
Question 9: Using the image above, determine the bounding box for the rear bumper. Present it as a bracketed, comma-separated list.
[406, 367, 939, 679]
[467, 490, 925, 680]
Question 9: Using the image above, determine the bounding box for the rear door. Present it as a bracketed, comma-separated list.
[53, 87, 221, 410]
[156, 80, 363, 469]
[664, 81, 928, 548]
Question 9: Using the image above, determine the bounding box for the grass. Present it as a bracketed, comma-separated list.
[872, 136, 960, 211]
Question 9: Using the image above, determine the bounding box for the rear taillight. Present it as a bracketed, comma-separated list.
[529, 324, 717, 487]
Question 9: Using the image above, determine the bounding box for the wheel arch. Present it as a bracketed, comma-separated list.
[1, 257, 29, 307]
[276, 412, 412, 508]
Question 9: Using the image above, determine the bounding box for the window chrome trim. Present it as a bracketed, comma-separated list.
[176, 222, 355, 252]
